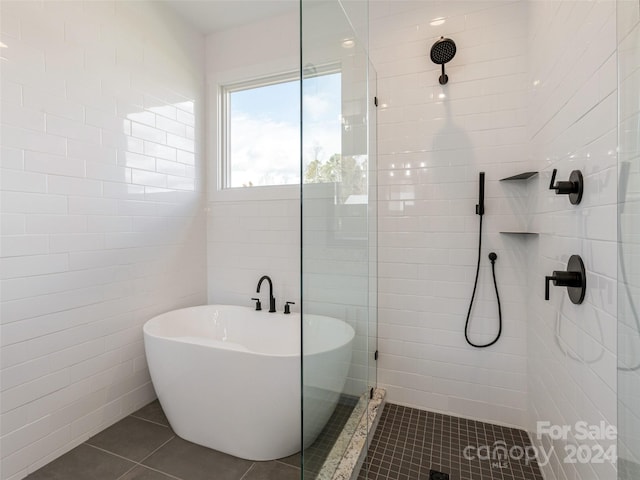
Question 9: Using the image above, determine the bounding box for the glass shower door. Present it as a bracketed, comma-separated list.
[617, 0, 640, 478]
[300, 0, 376, 478]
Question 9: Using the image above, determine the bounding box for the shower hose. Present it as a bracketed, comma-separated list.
[618, 223, 640, 371]
[464, 214, 503, 348]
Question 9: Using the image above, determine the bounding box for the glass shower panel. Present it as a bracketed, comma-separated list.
[301, 0, 375, 478]
[367, 58, 378, 402]
[617, 0, 640, 478]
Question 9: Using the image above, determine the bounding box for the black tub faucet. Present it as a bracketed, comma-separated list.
[257, 275, 276, 313]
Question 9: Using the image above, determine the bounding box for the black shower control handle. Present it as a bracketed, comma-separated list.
[545, 272, 582, 300]
[548, 169, 557, 190]
[544, 255, 586, 304]
[251, 298, 261, 311]
[549, 169, 584, 204]
[549, 169, 576, 194]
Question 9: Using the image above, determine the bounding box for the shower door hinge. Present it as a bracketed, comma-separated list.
[374, 350, 378, 361]
[374, 96, 378, 107]
[370, 387, 374, 399]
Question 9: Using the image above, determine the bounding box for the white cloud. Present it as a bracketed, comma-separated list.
[230, 113, 342, 187]
[303, 93, 331, 121]
[230, 114, 300, 187]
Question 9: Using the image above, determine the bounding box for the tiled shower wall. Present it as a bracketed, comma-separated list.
[526, 1, 618, 479]
[0, 2, 206, 478]
[370, 1, 530, 427]
[617, 0, 640, 473]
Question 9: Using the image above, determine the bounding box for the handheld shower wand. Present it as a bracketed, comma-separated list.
[465, 172, 503, 348]
[476, 171, 485, 215]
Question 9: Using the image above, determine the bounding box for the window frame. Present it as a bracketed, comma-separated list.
[214, 62, 343, 199]
[220, 71, 301, 191]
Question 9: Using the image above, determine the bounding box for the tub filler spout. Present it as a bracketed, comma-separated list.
[257, 275, 276, 313]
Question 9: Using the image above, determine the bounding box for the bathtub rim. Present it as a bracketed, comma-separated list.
[143, 304, 356, 358]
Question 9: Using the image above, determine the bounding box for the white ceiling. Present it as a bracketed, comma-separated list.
[162, 0, 298, 34]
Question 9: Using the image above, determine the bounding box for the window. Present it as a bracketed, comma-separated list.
[220, 71, 344, 189]
[221, 74, 300, 188]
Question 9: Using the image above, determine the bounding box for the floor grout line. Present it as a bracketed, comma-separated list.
[85, 434, 179, 480]
[114, 463, 139, 480]
[137, 435, 177, 465]
[274, 458, 301, 470]
[84, 442, 143, 464]
[237, 462, 256, 480]
[129, 413, 172, 429]
[133, 464, 185, 480]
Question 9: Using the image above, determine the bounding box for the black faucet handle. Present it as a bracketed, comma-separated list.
[549, 169, 558, 190]
[284, 301, 295, 314]
[544, 275, 554, 301]
[548, 169, 584, 204]
[544, 255, 586, 304]
[251, 298, 262, 311]
[545, 271, 581, 300]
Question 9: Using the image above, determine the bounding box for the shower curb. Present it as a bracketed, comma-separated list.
[317, 388, 386, 480]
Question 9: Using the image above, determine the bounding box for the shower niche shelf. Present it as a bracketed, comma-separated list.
[498, 172, 539, 236]
[500, 171, 538, 181]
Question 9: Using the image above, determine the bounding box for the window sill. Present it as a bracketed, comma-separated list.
[208, 184, 300, 203]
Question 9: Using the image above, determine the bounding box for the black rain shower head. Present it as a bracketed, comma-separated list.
[430, 37, 456, 64]
[430, 37, 456, 85]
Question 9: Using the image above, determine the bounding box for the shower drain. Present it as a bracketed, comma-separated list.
[428, 470, 450, 480]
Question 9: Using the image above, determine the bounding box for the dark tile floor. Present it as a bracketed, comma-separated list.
[28, 400, 544, 480]
[27, 401, 299, 480]
[358, 404, 544, 480]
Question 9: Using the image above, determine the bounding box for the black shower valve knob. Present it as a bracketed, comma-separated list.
[549, 169, 584, 205]
[544, 255, 586, 305]
[545, 271, 581, 298]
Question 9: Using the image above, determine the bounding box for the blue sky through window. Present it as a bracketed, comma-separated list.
[228, 72, 341, 188]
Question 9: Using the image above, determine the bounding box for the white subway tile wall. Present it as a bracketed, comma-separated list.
[0, 1, 629, 480]
[0, 2, 206, 479]
[206, 199, 300, 308]
[527, 1, 618, 479]
[617, 0, 640, 472]
[204, 11, 301, 314]
[370, 1, 530, 427]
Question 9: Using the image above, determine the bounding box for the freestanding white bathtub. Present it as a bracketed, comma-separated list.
[143, 305, 354, 461]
